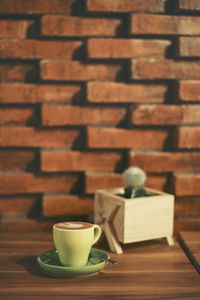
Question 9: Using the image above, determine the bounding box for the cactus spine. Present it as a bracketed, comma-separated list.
[122, 167, 146, 198]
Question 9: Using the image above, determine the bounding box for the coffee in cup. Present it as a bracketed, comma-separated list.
[53, 221, 101, 267]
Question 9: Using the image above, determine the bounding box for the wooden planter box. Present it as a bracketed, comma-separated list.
[94, 187, 174, 254]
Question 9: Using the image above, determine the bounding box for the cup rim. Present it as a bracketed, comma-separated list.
[53, 221, 94, 231]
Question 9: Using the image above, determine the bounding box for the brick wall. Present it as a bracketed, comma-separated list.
[0, 0, 200, 233]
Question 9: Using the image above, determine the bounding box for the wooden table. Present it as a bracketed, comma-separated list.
[179, 231, 200, 274]
[0, 232, 200, 299]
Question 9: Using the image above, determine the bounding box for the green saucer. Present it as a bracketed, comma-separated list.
[37, 248, 109, 278]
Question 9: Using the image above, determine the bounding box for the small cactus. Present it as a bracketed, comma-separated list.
[122, 167, 147, 198]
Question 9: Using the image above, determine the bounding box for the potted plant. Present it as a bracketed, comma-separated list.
[123, 167, 147, 198]
[94, 167, 174, 254]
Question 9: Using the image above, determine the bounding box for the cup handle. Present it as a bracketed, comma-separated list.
[92, 224, 102, 245]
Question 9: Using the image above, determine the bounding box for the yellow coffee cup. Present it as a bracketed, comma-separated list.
[53, 221, 101, 267]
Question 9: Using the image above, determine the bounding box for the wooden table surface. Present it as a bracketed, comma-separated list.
[0, 232, 200, 300]
[179, 231, 200, 274]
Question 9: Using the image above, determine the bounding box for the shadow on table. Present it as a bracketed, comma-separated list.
[97, 234, 173, 253]
[17, 255, 47, 278]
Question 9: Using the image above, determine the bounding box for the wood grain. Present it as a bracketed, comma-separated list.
[95, 187, 174, 253]
[179, 231, 200, 274]
[0, 233, 200, 299]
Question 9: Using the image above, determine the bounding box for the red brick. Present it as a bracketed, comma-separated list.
[0, 83, 81, 104]
[0, 0, 75, 14]
[178, 0, 200, 10]
[42, 16, 121, 37]
[179, 81, 200, 102]
[0, 62, 36, 82]
[87, 0, 165, 12]
[43, 194, 93, 217]
[132, 104, 200, 125]
[0, 196, 37, 216]
[88, 38, 171, 59]
[174, 174, 200, 196]
[177, 127, 200, 149]
[87, 82, 167, 103]
[130, 151, 200, 172]
[0, 108, 34, 125]
[87, 127, 169, 149]
[132, 59, 200, 80]
[131, 14, 200, 35]
[41, 151, 122, 172]
[0, 127, 79, 148]
[174, 220, 200, 233]
[0, 218, 53, 233]
[0, 40, 82, 59]
[0, 173, 77, 194]
[85, 172, 123, 193]
[0, 20, 34, 38]
[146, 174, 168, 192]
[85, 172, 167, 194]
[175, 196, 200, 217]
[178, 37, 200, 57]
[41, 60, 121, 81]
[0, 151, 34, 171]
[42, 105, 125, 126]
